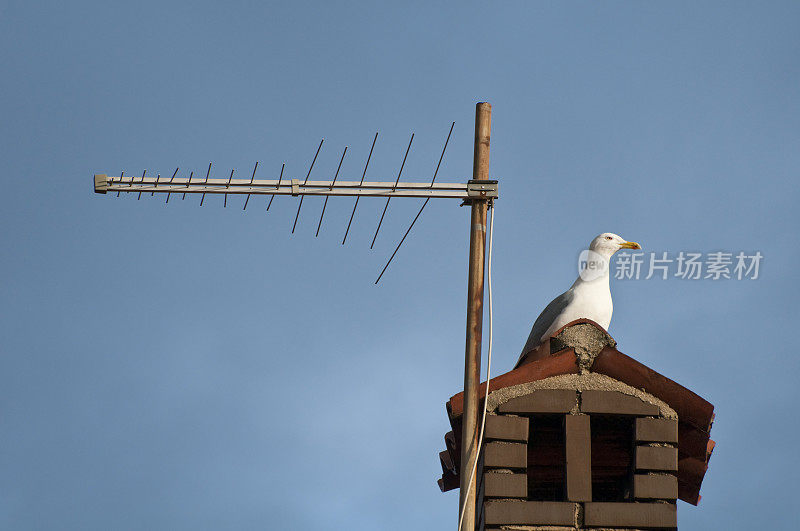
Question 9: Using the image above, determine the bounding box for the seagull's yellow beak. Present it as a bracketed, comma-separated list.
[620, 241, 642, 250]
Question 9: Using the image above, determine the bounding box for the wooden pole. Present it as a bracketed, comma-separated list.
[459, 102, 491, 530]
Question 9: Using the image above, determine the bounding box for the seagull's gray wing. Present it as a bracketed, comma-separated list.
[515, 288, 575, 367]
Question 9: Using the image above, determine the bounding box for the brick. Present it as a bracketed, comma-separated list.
[484, 500, 576, 526]
[634, 474, 678, 499]
[484, 442, 527, 469]
[565, 415, 592, 502]
[584, 502, 676, 528]
[580, 390, 660, 416]
[483, 472, 527, 498]
[636, 418, 678, 443]
[636, 446, 678, 471]
[485, 415, 529, 442]
[498, 389, 577, 414]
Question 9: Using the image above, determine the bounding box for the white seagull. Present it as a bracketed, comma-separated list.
[516, 233, 641, 367]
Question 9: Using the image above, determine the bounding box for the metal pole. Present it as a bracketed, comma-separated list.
[459, 102, 491, 530]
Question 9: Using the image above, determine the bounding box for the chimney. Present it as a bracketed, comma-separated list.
[439, 319, 715, 530]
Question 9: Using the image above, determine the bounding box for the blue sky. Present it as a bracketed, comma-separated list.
[2, 2, 798, 529]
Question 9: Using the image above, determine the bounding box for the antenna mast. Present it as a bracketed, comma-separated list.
[459, 102, 492, 530]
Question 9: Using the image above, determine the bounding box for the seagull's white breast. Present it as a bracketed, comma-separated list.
[539, 278, 613, 343]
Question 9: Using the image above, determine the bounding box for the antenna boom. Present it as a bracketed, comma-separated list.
[94, 174, 498, 200]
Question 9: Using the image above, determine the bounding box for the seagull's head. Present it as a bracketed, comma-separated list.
[589, 233, 642, 257]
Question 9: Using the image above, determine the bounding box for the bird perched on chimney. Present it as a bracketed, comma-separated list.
[515, 233, 641, 368]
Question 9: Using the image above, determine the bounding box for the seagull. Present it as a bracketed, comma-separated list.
[515, 233, 641, 367]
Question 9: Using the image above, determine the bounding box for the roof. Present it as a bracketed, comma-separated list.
[439, 319, 715, 506]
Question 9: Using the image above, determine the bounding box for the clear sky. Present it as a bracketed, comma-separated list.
[2, 2, 798, 529]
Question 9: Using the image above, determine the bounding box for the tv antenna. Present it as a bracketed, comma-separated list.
[93, 102, 496, 529]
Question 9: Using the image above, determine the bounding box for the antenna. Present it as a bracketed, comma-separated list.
[92, 103, 498, 529]
[94, 122, 496, 283]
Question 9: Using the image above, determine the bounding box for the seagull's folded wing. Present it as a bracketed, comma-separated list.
[516, 288, 575, 367]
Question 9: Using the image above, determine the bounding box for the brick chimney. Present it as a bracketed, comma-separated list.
[439, 320, 715, 530]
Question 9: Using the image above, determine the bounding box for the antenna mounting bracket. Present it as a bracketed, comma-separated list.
[464, 179, 498, 203]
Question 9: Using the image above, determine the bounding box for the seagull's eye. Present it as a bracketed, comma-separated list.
[605, 236, 612, 240]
